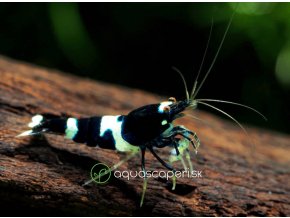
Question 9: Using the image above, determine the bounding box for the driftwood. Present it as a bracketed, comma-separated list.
[0, 55, 290, 216]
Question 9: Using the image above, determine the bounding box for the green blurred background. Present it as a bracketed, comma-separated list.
[0, 3, 289, 134]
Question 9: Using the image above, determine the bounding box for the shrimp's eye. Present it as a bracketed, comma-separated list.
[163, 105, 170, 112]
[168, 97, 176, 103]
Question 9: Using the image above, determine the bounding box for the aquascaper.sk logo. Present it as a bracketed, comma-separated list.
[90, 163, 111, 184]
[90, 162, 202, 184]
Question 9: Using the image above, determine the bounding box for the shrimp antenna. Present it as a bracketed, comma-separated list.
[196, 100, 257, 160]
[191, 18, 214, 98]
[185, 113, 216, 128]
[197, 101, 249, 138]
[196, 99, 267, 121]
[172, 66, 189, 100]
[192, 7, 237, 99]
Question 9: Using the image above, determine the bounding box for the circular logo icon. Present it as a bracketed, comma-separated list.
[90, 163, 111, 184]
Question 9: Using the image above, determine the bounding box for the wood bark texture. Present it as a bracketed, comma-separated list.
[0, 56, 290, 216]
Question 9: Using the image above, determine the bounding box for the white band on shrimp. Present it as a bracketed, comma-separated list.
[28, 114, 44, 128]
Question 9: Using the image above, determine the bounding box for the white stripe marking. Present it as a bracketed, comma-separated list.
[100, 116, 120, 137]
[28, 114, 43, 128]
[100, 115, 138, 152]
[16, 130, 33, 137]
[65, 118, 78, 139]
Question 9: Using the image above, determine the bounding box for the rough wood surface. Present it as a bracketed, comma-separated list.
[0, 56, 290, 216]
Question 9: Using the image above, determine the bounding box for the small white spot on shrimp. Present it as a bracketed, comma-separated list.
[161, 120, 168, 125]
[158, 101, 173, 113]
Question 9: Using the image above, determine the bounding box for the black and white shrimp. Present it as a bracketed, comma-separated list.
[17, 97, 201, 206]
[17, 9, 266, 207]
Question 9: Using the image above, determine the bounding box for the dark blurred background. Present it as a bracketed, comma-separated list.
[0, 3, 289, 134]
